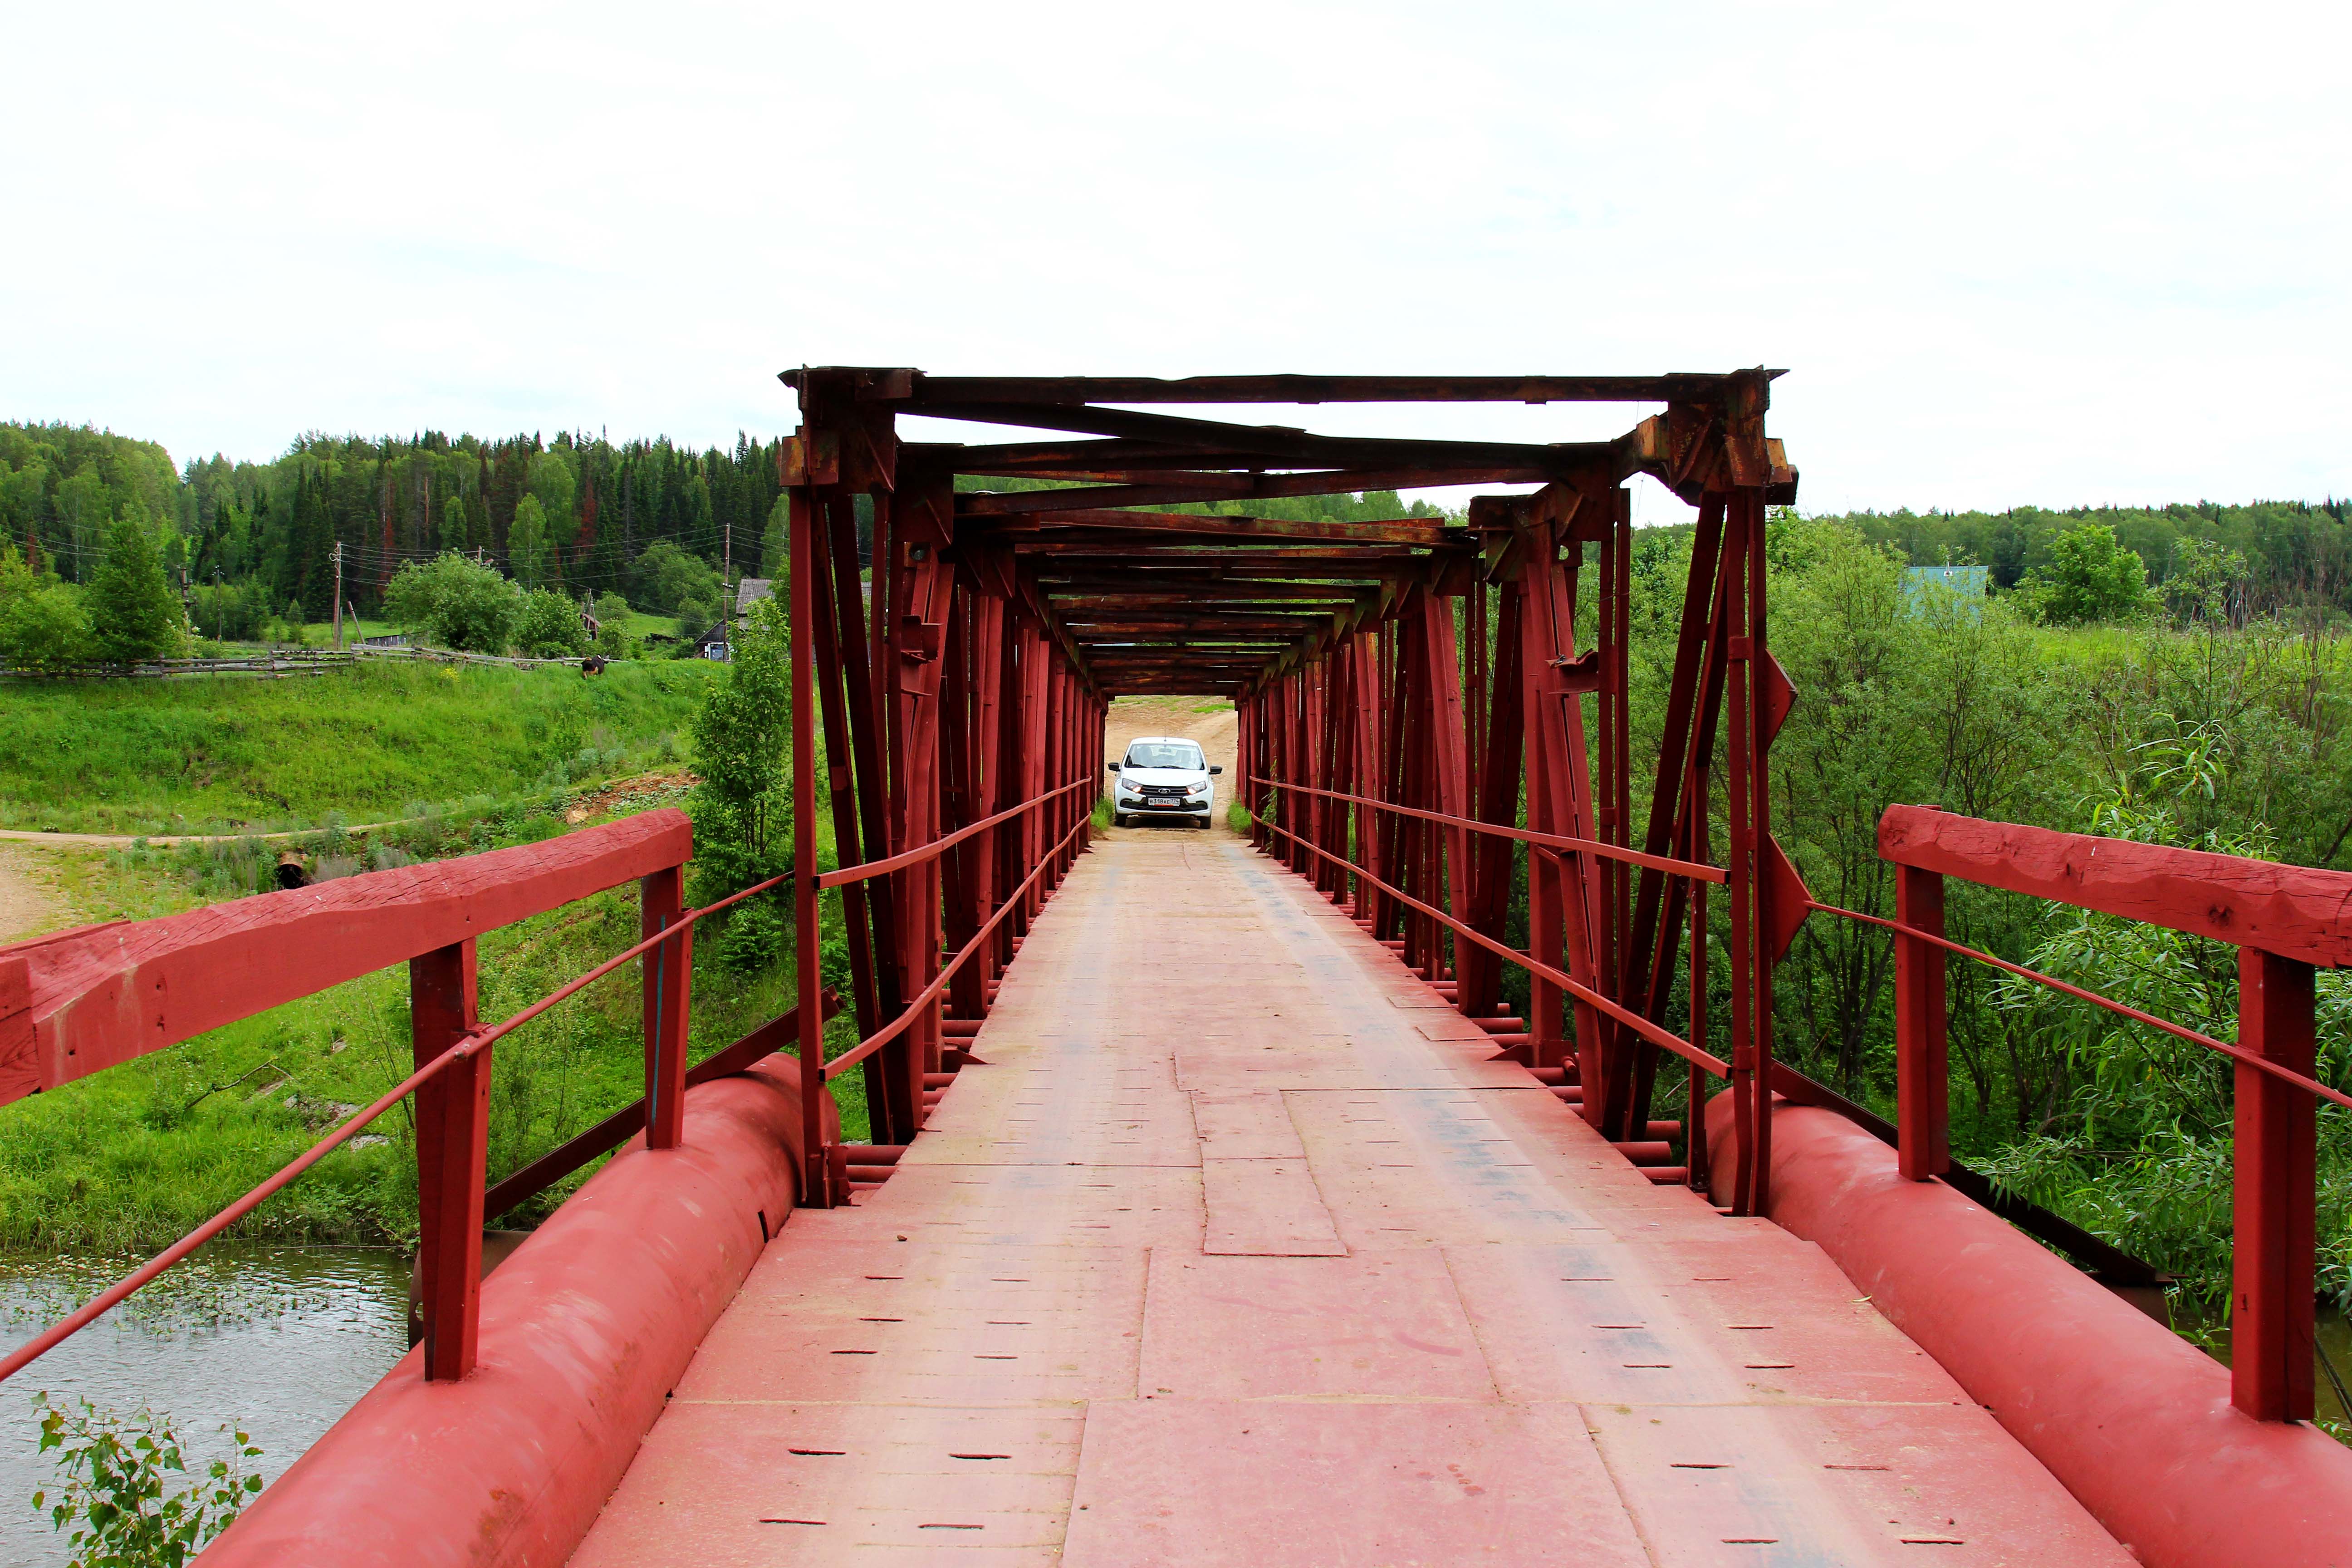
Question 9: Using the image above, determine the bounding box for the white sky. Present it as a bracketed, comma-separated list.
[5, 1, 2347, 520]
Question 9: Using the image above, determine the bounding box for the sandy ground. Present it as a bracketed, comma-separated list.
[0, 845, 69, 944]
[1100, 696, 1241, 838]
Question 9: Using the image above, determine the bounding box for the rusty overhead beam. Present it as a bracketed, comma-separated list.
[956, 464, 1539, 512]
[971, 509, 1460, 545]
[781, 369, 1784, 406]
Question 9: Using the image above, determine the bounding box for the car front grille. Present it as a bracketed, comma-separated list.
[1137, 784, 1191, 797]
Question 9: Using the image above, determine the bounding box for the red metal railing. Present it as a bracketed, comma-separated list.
[1803, 803, 2352, 1424]
[1241, 776, 1737, 1191]
[793, 776, 1096, 1205]
[0, 813, 833, 1389]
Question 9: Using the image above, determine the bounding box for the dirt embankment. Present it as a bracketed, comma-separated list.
[0, 846, 67, 944]
[1101, 697, 1241, 836]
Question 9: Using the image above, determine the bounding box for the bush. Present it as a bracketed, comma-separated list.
[31, 1392, 263, 1565]
[383, 551, 520, 652]
[514, 589, 589, 659]
[2018, 522, 2157, 625]
[0, 583, 93, 672]
[711, 900, 786, 973]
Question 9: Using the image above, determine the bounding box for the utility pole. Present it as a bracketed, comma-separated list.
[722, 516, 733, 659]
[332, 540, 344, 650]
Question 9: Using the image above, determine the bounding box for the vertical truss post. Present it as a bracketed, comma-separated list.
[956, 592, 1007, 1016]
[641, 863, 691, 1150]
[1894, 862, 1949, 1181]
[1304, 656, 1329, 896]
[1722, 490, 1758, 1214]
[1018, 620, 1050, 918]
[1460, 580, 1524, 1022]
[806, 504, 882, 1055]
[1348, 634, 1383, 917]
[1520, 506, 1606, 1096]
[1376, 620, 1406, 941]
[788, 482, 830, 1207]
[1686, 803, 1712, 1193]
[2234, 946, 2317, 1421]
[412, 936, 483, 1382]
[1628, 495, 1730, 1111]
[1417, 592, 1473, 1002]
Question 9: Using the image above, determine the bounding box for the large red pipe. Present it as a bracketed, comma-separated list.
[1710, 1095, 2352, 1568]
[202, 1055, 830, 1567]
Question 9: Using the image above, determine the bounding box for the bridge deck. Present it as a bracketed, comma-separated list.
[570, 832, 2131, 1566]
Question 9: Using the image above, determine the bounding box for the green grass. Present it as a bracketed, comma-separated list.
[0, 660, 721, 835]
[0, 803, 868, 1253]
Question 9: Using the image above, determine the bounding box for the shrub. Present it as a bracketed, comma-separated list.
[514, 589, 589, 659]
[383, 552, 520, 652]
[30, 1392, 263, 1566]
[2018, 522, 2157, 625]
[0, 583, 93, 673]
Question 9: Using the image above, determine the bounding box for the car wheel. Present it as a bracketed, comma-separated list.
[1112, 813, 1127, 828]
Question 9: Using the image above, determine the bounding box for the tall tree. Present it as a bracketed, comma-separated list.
[88, 508, 184, 663]
[508, 495, 554, 589]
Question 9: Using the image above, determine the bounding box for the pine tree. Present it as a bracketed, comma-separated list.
[509, 495, 553, 589]
[88, 508, 184, 663]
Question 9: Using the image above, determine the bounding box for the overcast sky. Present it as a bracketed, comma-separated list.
[5, 1, 2347, 520]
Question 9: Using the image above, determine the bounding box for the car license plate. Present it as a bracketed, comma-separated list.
[1151, 800, 1178, 809]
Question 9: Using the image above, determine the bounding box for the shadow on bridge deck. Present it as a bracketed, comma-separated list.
[568, 834, 2131, 1566]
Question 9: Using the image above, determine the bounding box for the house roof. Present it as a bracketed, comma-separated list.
[736, 577, 774, 614]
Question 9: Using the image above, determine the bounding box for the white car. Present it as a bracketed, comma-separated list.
[1109, 736, 1220, 828]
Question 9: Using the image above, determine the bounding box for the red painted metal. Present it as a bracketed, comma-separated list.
[40, 367, 2350, 1565]
[202, 1058, 823, 1568]
[1893, 863, 1947, 1181]
[1881, 803, 2352, 966]
[2234, 946, 2317, 1423]
[411, 939, 485, 1380]
[1721, 1097, 2352, 1568]
[640, 866, 690, 1151]
[0, 810, 691, 1105]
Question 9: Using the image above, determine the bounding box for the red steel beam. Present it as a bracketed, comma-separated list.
[0, 811, 692, 1107]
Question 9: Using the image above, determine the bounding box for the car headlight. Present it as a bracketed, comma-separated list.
[1186, 781, 1208, 795]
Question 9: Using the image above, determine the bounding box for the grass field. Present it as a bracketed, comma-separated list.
[0, 784, 868, 1252]
[0, 660, 722, 835]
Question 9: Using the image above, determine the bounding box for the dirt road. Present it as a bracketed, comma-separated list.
[1099, 696, 1240, 838]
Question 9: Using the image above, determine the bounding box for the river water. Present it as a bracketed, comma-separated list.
[0, 1246, 410, 1568]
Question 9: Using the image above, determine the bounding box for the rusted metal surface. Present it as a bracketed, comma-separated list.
[569, 830, 2132, 1565]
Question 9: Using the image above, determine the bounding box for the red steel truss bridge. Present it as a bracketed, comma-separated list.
[3, 368, 2348, 1566]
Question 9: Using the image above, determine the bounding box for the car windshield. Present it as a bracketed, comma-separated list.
[1125, 742, 1204, 771]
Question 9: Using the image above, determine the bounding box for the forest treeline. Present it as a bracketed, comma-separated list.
[0, 423, 1450, 648]
[7, 421, 2348, 628]
[1815, 499, 2352, 617]
[0, 423, 789, 634]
